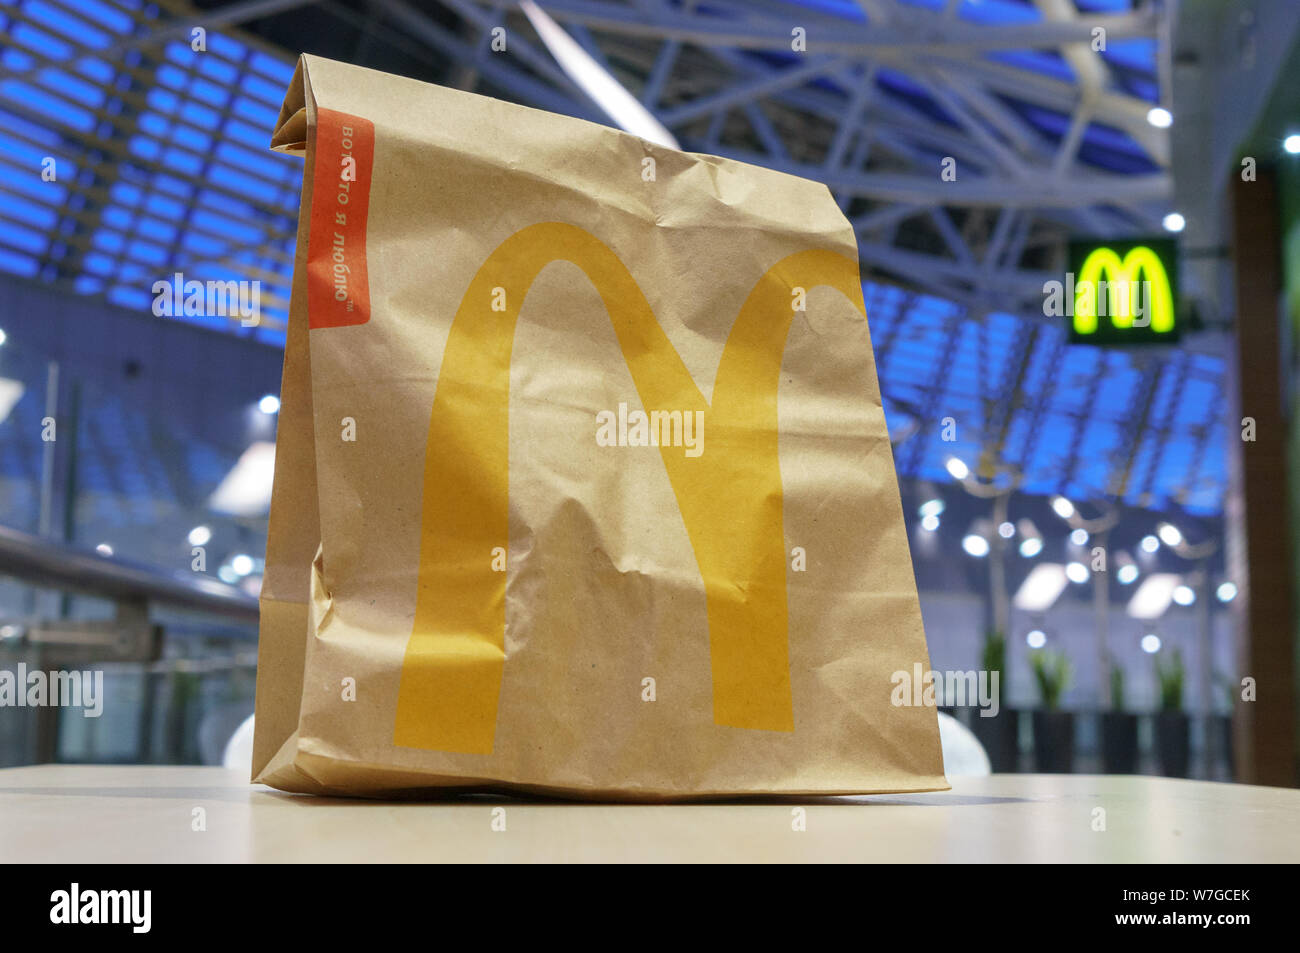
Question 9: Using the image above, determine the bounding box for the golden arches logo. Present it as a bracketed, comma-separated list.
[392, 222, 866, 755]
[1072, 245, 1175, 336]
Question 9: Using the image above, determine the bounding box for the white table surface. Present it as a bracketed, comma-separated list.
[2, 765, 1297, 863]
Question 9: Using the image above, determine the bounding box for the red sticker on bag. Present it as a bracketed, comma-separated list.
[307, 108, 374, 328]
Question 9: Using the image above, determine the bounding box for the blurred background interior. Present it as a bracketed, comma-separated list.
[0, 0, 1297, 784]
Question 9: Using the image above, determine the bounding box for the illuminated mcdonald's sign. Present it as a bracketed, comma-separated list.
[391, 222, 867, 754]
[1067, 239, 1179, 344]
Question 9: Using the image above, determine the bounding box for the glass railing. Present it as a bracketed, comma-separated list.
[0, 332, 266, 767]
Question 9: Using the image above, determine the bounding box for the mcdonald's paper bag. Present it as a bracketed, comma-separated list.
[252, 54, 948, 798]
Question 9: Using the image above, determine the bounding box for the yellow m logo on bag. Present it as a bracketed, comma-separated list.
[392, 222, 866, 754]
[1072, 245, 1175, 336]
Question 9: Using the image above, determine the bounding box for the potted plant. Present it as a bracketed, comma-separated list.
[1101, 662, 1139, 774]
[1031, 648, 1074, 772]
[970, 629, 1019, 772]
[1155, 650, 1190, 777]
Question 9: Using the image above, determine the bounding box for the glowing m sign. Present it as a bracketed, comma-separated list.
[1067, 239, 1179, 344]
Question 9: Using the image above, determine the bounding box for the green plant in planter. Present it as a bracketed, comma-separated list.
[981, 629, 1006, 687]
[1156, 650, 1184, 712]
[1031, 649, 1071, 710]
[1109, 662, 1126, 711]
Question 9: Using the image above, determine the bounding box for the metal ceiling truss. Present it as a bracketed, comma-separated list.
[379, 0, 1175, 321]
[0, 0, 1220, 513]
[0, 0, 303, 322]
[369, 0, 1203, 509]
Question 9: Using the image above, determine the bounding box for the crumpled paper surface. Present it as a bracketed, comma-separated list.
[251, 54, 947, 799]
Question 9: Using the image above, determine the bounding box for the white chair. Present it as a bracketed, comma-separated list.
[937, 710, 992, 776]
[223, 713, 256, 773]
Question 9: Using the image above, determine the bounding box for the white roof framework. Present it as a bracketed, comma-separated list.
[0, 0, 1225, 516]
[396, 0, 1177, 316]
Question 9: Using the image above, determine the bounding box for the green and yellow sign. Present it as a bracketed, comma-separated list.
[1066, 239, 1179, 344]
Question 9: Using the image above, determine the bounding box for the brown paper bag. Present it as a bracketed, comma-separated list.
[251, 54, 947, 798]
